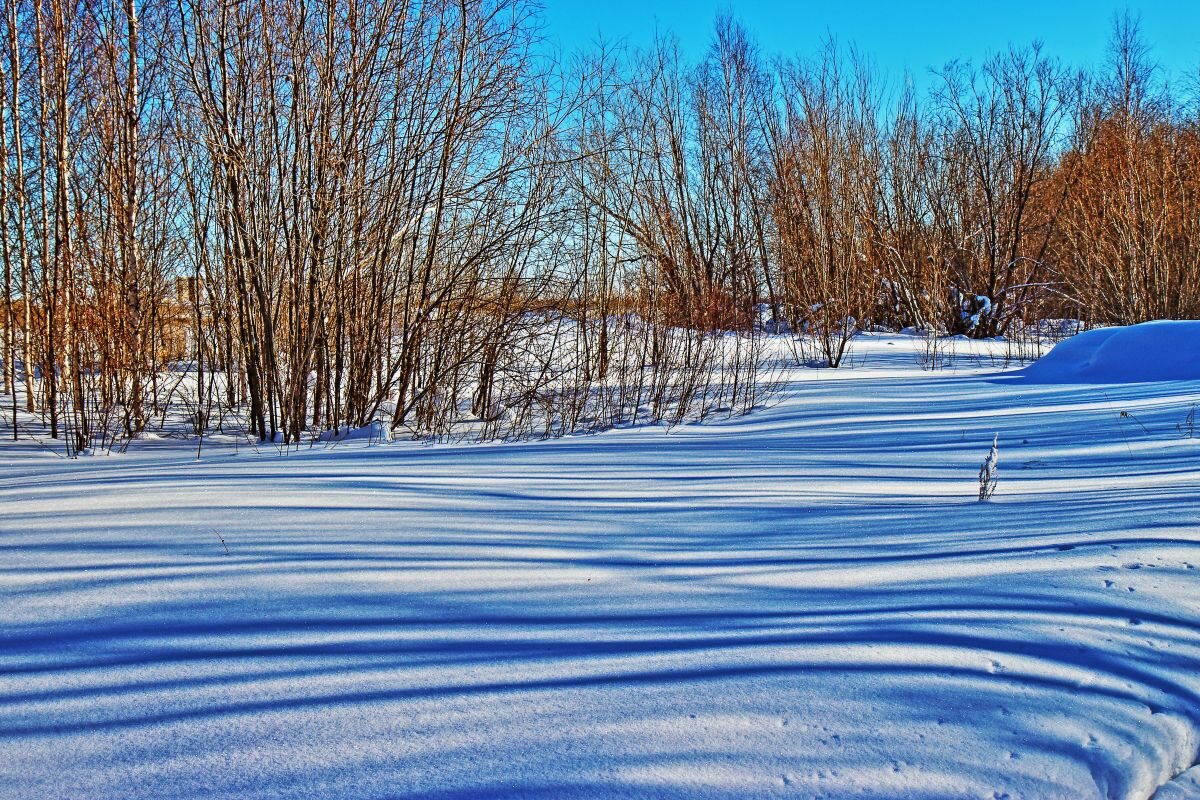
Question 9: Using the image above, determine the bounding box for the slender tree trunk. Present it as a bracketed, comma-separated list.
[33, 0, 57, 438]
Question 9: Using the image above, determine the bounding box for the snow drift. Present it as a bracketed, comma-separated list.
[3, 334, 1200, 799]
[1021, 320, 1200, 384]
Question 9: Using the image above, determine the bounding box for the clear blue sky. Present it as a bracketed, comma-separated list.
[541, 1, 1200, 89]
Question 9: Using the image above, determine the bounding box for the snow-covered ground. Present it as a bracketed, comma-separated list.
[2, 329, 1199, 799]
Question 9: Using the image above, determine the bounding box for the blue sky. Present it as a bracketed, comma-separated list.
[541, 1, 1199, 89]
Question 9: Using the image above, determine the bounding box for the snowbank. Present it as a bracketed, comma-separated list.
[314, 420, 392, 443]
[1021, 320, 1200, 383]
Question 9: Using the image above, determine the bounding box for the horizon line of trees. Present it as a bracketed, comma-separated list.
[0, 0, 1197, 450]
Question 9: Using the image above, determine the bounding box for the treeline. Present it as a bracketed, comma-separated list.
[0, 1, 1196, 449]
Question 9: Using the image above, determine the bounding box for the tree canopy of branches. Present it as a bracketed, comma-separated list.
[0, 4, 1196, 449]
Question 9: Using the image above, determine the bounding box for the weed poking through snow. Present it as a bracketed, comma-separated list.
[979, 435, 999, 501]
[1179, 404, 1197, 439]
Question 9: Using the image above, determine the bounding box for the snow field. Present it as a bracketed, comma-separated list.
[1, 330, 1199, 799]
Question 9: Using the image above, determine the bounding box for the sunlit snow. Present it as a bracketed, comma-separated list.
[2, 327, 1198, 799]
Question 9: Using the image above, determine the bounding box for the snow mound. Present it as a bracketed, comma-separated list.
[1021, 321, 1200, 384]
[315, 420, 392, 443]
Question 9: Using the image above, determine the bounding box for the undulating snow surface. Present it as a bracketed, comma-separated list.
[2, 331, 1199, 799]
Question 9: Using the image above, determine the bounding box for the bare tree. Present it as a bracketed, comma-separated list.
[929, 45, 1074, 337]
[768, 44, 881, 366]
[1058, 15, 1200, 323]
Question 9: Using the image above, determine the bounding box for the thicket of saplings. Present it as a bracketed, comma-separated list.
[0, 1, 1197, 452]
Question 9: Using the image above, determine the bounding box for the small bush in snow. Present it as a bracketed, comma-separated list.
[1179, 404, 1197, 439]
[978, 435, 999, 501]
[915, 328, 955, 371]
